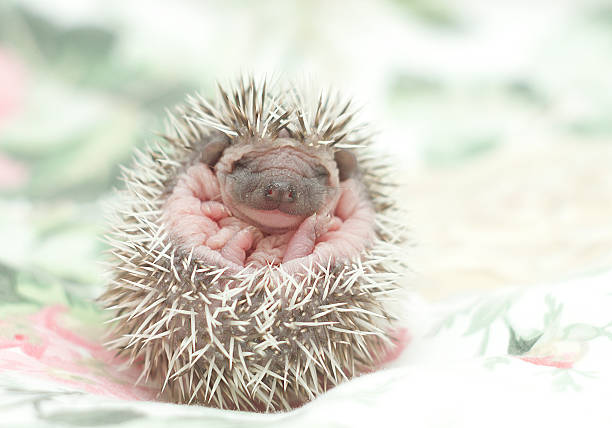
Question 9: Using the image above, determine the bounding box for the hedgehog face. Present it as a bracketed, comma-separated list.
[216, 139, 339, 233]
[162, 136, 373, 271]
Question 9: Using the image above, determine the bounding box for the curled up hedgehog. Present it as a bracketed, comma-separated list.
[100, 77, 407, 412]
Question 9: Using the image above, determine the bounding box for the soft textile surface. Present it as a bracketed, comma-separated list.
[1, 0, 612, 426]
[2, 270, 612, 427]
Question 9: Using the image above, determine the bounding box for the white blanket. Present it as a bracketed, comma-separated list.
[2, 269, 611, 427]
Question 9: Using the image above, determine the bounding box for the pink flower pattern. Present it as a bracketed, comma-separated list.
[0, 47, 26, 123]
[0, 305, 156, 401]
[0, 46, 29, 189]
[519, 339, 587, 369]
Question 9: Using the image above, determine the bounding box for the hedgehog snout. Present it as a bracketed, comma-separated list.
[264, 181, 296, 204]
[250, 175, 316, 217]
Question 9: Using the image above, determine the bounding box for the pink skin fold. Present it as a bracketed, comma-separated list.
[163, 162, 376, 275]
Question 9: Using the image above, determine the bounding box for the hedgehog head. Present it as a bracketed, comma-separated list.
[212, 134, 344, 233]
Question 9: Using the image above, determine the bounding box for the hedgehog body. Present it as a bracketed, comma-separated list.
[101, 77, 406, 412]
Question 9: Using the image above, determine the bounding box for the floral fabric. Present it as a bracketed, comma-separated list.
[1, 1, 612, 427]
[2, 270, 612, 427]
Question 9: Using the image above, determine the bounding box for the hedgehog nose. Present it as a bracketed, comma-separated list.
[264, 182, 295, 204]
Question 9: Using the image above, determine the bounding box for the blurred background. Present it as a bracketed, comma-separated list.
[0, 0, 611, 303]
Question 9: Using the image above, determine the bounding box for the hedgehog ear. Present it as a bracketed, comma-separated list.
[201, 136, 230, 167]
[334, 149, 357, 182]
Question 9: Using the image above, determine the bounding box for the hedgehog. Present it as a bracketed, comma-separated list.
[100, 76, 407, 412]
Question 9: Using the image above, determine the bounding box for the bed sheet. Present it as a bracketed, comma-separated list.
[1, 269, 611, 427]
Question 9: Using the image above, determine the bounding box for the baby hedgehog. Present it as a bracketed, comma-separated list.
[100, 77, 406, 412]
